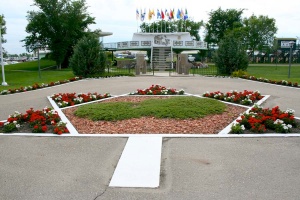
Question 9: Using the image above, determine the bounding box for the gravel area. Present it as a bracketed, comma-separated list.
[63, 96, 247, 134]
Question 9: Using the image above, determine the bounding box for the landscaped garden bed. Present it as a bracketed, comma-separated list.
[0, 76, 83, 95]
[0, 107, 69, 134]
[50, 92, 111, 108]
[1, 85, 299, 135]
[63, 95, 247, 134]
[240, 75, 298, 88]
[230, 105, 300, 134]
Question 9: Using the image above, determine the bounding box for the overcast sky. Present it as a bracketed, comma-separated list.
[1, 0, 299, 54]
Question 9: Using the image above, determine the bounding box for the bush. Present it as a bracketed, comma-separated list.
[231, 70, 248, 77]
[214, 33, 249, 75]
[69, 33, 106, 77]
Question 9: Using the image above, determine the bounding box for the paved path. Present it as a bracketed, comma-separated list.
[1, 76, 300, 200]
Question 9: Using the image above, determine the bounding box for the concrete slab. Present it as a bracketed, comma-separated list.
[109, 136, 162, 188]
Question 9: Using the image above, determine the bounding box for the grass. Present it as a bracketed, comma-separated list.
[190, 63, 300, 83]
[1, 59, 299, 92]
[0, 59, 135, 91]
[0, 60, 74, 91]
[74, 96, 226, 121]
[246, 64, 300, 83]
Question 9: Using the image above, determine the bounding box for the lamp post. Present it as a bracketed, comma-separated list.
[288, 41, 295, 78]
[35, 42, 41, 78]
[0, 25, 8, 86]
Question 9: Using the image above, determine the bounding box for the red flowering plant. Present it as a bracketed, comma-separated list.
[231, 105, 297, 134]
[130, 84, 185, 95]
[0, 76, 83, 95]
[203, 90, 263, 105]
[50, 92, 111, 108]
[241, 75, 299, 88]
[0, 107, 68, 134]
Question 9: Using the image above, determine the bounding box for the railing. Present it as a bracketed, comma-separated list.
[103, 40, 207, 50]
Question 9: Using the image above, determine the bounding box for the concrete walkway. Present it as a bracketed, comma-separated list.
[1, 76, 300, 200]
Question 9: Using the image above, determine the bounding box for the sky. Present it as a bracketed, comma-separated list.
[1, 0, 300, 54]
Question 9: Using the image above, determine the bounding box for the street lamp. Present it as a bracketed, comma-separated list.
[35, 42, 42, 78]
[0, 25, 8, 86]
[288, 41, 295, 78]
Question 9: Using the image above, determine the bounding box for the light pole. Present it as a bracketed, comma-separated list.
[0, 25, 8, 86]
[35, 42, 41, 78]
[288, 41, 295, 78]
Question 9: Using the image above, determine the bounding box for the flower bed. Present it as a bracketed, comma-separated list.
[130, 84, 184, 95]
[202, 90, 263, 105]
[50, 92, 111, 108]
[0, 107, 69, 134]
[240, 75, 298, 88]
[0, 76, 83, 95]
[231, 105, 299, 134]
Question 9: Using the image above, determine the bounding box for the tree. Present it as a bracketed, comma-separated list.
[69, 32, 106, 77]
[213, 32, 249, 75]
[0, 15, 7, 43]
[22, 0, 95, 69]
[204, 8, 244, 46]
[243, 15, 277, 56]
[0, 14, 7, 57]
[140, 19, 204, 41]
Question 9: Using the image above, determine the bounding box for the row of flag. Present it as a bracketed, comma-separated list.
[136, 8, 188, 22]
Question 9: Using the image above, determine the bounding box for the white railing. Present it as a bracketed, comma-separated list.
[103, 40, 207, 50]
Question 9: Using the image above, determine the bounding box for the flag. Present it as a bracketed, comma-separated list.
[148, 9, 152, 20]
[151, 9, 155, 17]
[136, 9, 139, 20]
[157, 9, 161, 19]
[176, 9, 181, 19]
[165, 9, 169, 17]
[184, 8, 188, 20]
[169, 9, 173, 20]
[180, 8, 184, 19]
[161, 9, 165, 20]
[140, 9, 145, 21]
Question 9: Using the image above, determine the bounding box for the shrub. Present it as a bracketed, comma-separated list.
[214, 33, 249, 75]
[69, 33, 107, 77]
[231, 70, 248, 77]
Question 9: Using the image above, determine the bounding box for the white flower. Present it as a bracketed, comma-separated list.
[287, 124, 293, 129]
[285, 109, 295, 115]
[13, 121, 17, 124]
[16, 124, 20, 128]
[274, 119, 283, 124]
[241, 125, 245, 130]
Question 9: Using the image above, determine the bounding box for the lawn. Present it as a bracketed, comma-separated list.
[246, 64, 300, 83]
[0, 60, 75, 91]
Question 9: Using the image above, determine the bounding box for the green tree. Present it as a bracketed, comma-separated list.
[0, 14, 7, 57]
[140, 19, 204, 41]
[69, 33, 106, 77]
[0, 14, 7, 43]
[204, 7, 244, 46]
[22, 0, 95, 69]
[214, 32, 249, 75]
[243, 15, 277, 56]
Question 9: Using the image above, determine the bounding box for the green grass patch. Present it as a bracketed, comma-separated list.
[4, 60, 56, 71]
[74, 96, 226, 121]
[246, 64, 300, 83]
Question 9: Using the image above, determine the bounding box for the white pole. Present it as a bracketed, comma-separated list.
[0, 25, 8, 86]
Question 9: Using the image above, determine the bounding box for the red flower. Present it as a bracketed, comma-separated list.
[42, 126, 47, 132]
